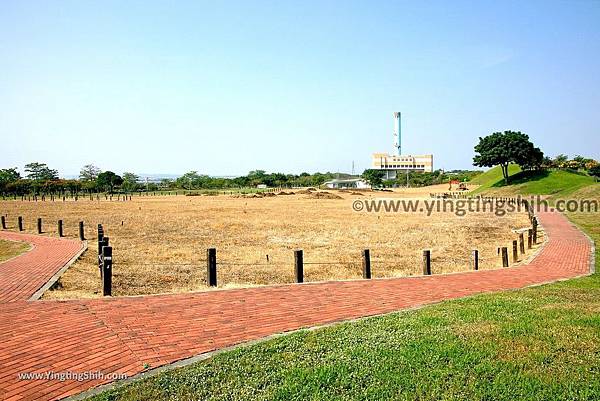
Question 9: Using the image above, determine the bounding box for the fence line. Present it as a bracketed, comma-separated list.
[1, 197, 543, 296]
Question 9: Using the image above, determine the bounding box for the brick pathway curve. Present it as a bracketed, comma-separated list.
[0, 211, 593, 400]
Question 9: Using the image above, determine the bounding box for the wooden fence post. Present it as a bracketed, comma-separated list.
[98, 228, 104, 275]
[501, 247, 509, 267]
[519, 233, 525, 255]
[58, 220, 63, 237]
[422, 250, 431, 275]
[527, 229, 533, 249]
[294, 250, 304, 283]
[102, 246, 112, 296]
[1, 216, 5, 230]
[37, 218, 42, 234]
[79, 221, 85, 241]
[18, 216, 23, 231]
[512, 240, 518, 263]
[532, 217, 538, 244]
[207, 248, 217, 287]
[472, 249, 479, 271]
[362, 249, 371, 279]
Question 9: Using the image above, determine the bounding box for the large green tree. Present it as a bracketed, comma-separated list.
[79, 164, 101, 182]
[121, 172, 140, 192]
[0, 168, 21, 192]
[24, 162, 58, 181]
[473, 131, 544, 184]
[362, 169, 385, 188]
[96, 171, 123, 193]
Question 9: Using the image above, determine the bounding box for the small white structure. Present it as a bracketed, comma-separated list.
[256, 184, 267, 189]
[323, 178, 371, 189]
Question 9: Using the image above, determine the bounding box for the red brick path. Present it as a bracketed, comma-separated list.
[0, 211, 593, 401]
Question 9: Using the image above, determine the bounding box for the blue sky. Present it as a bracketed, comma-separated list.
[1, 0, 599, 177]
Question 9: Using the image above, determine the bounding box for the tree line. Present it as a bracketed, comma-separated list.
[0, 163, 339, 195]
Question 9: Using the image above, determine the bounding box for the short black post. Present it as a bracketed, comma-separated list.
[422, 250, 431, 275]
[519, 233, 525, 255]
[58, 219, 63, 237]
[1, 216, 5, 230]
[472, 249, 479, 271]
[527, 229, 533, 249]
[37, 218, 42, 234]
[512, 240, 518, 262]
[78, 221, 85, 240]
[207, 248, 217, 287]
[294, 249, 304, 283]
[102, 246, 112, 296]
[18, 216, 23, 231]
[501, 247, 509, 267]
[532, 217, 538, 244]
[362, 249, 371, 279]
[98, 228, 104, 274]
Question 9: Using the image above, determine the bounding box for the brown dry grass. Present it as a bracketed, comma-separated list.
[0, 239, 31, 262]
[0, 186, 540, 299]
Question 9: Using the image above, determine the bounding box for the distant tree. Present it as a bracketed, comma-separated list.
[176, 171, 202, 189]
[24, 162, 58, 181]
[362, 169, 385, 188]
[473, 131, 544, 184]
[0, 168, 21, 192]
[96, 171, 123, 193]
[589, 164, 600, 179]
[121, 172, 140, 192]
[553, 154, 569, 168]
[80, 164, 101, 182]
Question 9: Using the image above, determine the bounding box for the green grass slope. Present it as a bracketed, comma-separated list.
[471, 165, 597, 198]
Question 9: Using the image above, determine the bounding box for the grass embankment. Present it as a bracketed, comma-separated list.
[470, 165, 598, 199]
[88, 212, 600, 401]
[0, 239, 30, 262]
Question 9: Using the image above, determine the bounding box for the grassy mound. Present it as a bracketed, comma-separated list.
[471, 165, 597, 198]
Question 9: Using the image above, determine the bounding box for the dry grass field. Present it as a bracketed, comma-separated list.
[0, 239, 31, 262]
[0, 185, 540, 299]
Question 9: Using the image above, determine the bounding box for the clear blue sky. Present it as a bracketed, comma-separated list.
[1, 0, 599, 177]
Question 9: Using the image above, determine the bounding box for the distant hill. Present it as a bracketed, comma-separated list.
[470, 165, 598, 199]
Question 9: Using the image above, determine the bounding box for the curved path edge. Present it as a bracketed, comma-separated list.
[0, 211, 594, 401]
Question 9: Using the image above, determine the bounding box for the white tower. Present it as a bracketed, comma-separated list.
[393, 112, 401, 156]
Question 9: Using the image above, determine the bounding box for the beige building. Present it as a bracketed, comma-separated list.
[372, 153, 434, 179]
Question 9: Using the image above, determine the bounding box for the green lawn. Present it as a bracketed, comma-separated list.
[470, 165, 598, 198]
[88, 213, 600, 401]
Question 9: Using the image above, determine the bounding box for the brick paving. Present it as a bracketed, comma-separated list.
[0, 211, 593, 400]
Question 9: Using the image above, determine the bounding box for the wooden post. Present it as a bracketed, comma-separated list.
[362, 249, 371, 279]
[519, 233, 525, 255]
[1, 216, 5, 229]
[37, 218, 42, 234]
[512, 240, 518, 262]
[18, 216, 23, 231]
[98, 228, 104, 274]
[527, 229, 533, 249]
[422, 250, 431, 275]
[472, 249, 479, 271]
[207, 248, 217, 287]
[501, 247, 509, 267]
[102, 246, 112, 296]
[532, 217, 538, 244]
[58, 220, 63, 237]
[79, 221, 85, 241]
[294, 249, 304, 283]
